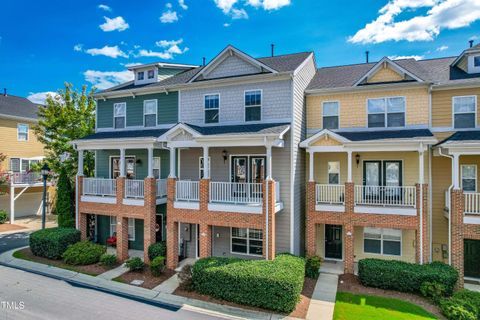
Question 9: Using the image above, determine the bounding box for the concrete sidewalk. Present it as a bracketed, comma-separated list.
[306, 264, 340, 320]
[0, 248, 300, 320]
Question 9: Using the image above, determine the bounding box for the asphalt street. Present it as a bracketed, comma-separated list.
[0, 232, 29, 253]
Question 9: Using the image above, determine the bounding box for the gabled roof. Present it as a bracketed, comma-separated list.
[353, 57, 424, 86]
[0, 94, 41, 121]
[450, 43, 480, 67]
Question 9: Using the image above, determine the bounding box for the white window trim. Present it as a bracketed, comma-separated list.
[143, 99, 158, 127]
[363, 227, 402, 257]
[9, 157, 40, 173]
[322, 101, 340, 130]
[109, 155, 136, 179]
[109, 216, 116, 237]
[327, 161, 340, 185]
[366, 96, 406, 128]
[461, 164, 477, 193]
[244, 89, 263, 122]
[128, 218, 135, 241]
[109, 216, 135, 241]
[198, 156, 211, 179]
[203, 93, 220, 124]
[153, 156, 161, 179]
[230, 227, 263, 256]
[468, 55, 480, 74]
[452, 95, 477, 129]
[113, 102, 127, 129]
[137, 71, 145, 81]
[17, 123, 29, 141]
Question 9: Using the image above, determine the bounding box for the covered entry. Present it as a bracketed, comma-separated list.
[325, 224, 343, 260]
[465, 239, 480, 279]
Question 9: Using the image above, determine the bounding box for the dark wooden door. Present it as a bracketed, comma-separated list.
[465, 239, 480, 278]
[325, 225, 342, 260]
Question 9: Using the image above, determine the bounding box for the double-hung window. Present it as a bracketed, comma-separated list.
[148, 69, 155, 79]
[245, 90, 261, 122]
[109, 217, 135, 240]
[328, 161, 340, 184]
[453, 96, 476, 129]
[322, 102, 339, 129]
[364, 227, 401, 256]
[367, 97, 405, 128]
[204, 94, 219, 124]
[475, 56, 480, 68]
[153, 157, 161, 179]
[137, 71, 144, 81]
[144, 99, 157, 127]
[114, 103, 126, 129]
[9, 158, 20, 172]
[231, 227, 263, 256]
[17, 124, 28, 141]
[462, 165, 477, 192]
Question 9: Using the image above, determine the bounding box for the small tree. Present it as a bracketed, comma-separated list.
[56, 167, 74, 228]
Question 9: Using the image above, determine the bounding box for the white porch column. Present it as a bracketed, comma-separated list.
[77, 150, 84, 176]
[347, 150, 353, 183]
[203, 146, 210, 179]
[119, 148, 126, 177]
[452, 153, 460, 189]
[309, 150, 314, 182]
[418, 150, 424, 184]
[266, 145, 273, 180]
[147, 147, 154, 178]
[169, 147, 176, 178]
[10, 186, 14, 224]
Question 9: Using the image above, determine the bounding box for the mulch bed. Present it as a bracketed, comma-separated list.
[338, 274, 445, 319]
[0, 223, 27, 232]
[15, 247, 118, 276]
[114, 268, 176, 289]
[174, 277, 317, 318]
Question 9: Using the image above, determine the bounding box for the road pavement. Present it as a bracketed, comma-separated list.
[0, 232, 29, 253]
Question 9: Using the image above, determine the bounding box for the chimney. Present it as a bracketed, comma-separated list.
[469, 40, 474, 48]
[202, 57, 206, 66]
[365, 51, 370, 63]
[3, 88, 6, 96]
[271, 44, 275, 57]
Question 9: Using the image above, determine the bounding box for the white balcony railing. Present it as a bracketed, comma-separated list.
[83, 178, 116, 197]
[275, 182, 280, 203]
[354, 185, 416, 207]
[464, 192, 480, 215]
[316, 184, 345, 205]
[125, 179, 144, 199]
[156, 179, 167, 198]
[176, 180, 199, 202]
[11, 172, 42, 185]
[210, 182, 263, 205]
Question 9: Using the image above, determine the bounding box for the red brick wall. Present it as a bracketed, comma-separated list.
[451, 189, 464, 287]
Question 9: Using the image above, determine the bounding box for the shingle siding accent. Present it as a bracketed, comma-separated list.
[203, 55, 262, 79]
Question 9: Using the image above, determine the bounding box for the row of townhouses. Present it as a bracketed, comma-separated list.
[72, 44, 480, 286]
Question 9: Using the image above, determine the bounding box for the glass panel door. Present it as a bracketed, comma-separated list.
[384, 161, 402, 201]
[111, 157, 136, 179]
[231, 157, 248, 183]
[363, 161, 381, 201]
[250, 157, 266, 183]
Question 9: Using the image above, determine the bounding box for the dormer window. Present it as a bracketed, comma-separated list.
[475, 56, 480, 68]
[148, 69, 155, 79]
[137, 71, 144, 81]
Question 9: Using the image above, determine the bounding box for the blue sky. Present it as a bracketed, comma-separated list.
[1, 0, 479, 103]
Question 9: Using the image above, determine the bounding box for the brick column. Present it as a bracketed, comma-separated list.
[166, 221, 178, 269]
[79, 212, 87, 240]
[199, 223, 212, 258]
[144, 177, 157, 264]
[199, 179, 210, 211]
[451, 189, 464, 288]
[344, 182, 355, 213]
[116, 216, 129, 261]
[306, 182, 317, 256]
[262, 180, 276, 260]
[116, 177, 125, 204]
[344, 182, 355, 274]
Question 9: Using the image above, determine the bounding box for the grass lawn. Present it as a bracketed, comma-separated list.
[333, 292, 437, 320]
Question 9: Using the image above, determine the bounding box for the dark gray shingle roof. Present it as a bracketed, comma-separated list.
[80, 128, 169, 140]
[437, 130, 480, 146]
[336, 129, 433, 141]
[0, 95, 40, 120]
[186, 122, 290, 136]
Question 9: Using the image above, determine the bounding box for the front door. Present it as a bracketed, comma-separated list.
[231, 156, 248, 183]
[325, 224, 342, 260]
[465, 239, 480, 278]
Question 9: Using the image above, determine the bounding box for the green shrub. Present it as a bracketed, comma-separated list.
[148, 242, 166, 261]
[56, 168, 74, 228]
[192, 254, 305, 313]
[62, 241, 106, 265]
[178, 264, 194, 291]
[150, 256, 166, 277]
[30, 227, 81, 259]
[100, 254, 117, 267]
[125, 257, 144, 271]
[440, 298, 477, 320]
[0, 210, 7, 224]
[305, 255, 322, 279]
[358, 259, 458, 295]
[420, 281, 447, 303]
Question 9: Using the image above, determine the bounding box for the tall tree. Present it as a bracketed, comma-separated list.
[56, 167, 74, 228]
[33, 83, 96, 178]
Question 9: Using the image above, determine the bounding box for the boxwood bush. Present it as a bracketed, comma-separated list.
[192, 254, 305, 313]
[440, 290, 480, 320]
[62, 241, 106, 265]
[358, 259, 458, 295]
[148, 242, 166, 261]
[30, 227, 81, 259]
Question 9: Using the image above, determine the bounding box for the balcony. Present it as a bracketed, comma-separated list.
[82, 178, 117, 203]
[315, 184, 345, 212]
[10, 172, 43, 186]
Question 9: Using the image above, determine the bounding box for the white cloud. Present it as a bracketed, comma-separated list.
[388, 55, 425, 60]
[349, 0, 480, 44]
[231, 8, 248, 19]
[123, 62, 142, 67]
[27, 92, 58, 105]
[85, 45, 128, 58]
[83, 70, 133, 90]
[160, 10, 179, 23]
[437, 45, 449, 51]
[214, 0, 238, 13]
[73, 43, 83, 52]
[156, 39, 184, 47]
[98, 4, 112, 11]
[99, 16, 129, 32]
[223, 23, 231, 27]
[247, 0, 290, 10]
[137, 49, 174, 60]
[179, 0, 188, 10]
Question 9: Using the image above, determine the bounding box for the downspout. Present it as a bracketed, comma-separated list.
[265, 178, 269, 261]
[438, 147, 453, 265]
[427, 85, 433, 262]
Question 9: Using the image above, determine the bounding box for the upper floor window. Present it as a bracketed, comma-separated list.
[204, 94, 219, 124]
[148, 69, 155, 79]
[143, 99, 157, 127]
[17, 123, 28, 141]
[9, 158, 39, 172]
[453, 96, 476, 129]
[114, 103, 126, 129]
[475, 56, 480, 68]
[322, 101, 339, 129]
[462, 165, 477, 192]
[367, 97, 405, 128]
[245, 90, 261, 122]
[137, 71, 144, 81]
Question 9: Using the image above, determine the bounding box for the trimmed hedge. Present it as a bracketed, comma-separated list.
[358, 259, 458, 295]
[148, 242, 166, 261]
[30, 227, 81, 259]
[62, 241, 106, 265]
[192, 254, 305, 313]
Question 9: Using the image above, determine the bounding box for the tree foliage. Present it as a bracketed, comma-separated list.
[33, 83, 96, 178]
[56, 167, 74, 228]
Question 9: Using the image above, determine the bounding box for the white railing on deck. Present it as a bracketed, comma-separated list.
[11, 172, 42, 185]
[125, 179, 144, 199]
[83, 178, 116, 197]
[156, 179, 167, 198]
[176, 180, 199, 202]
[275, 182, 280, 203]
[210, 182, 263, 205]
[464, 192, 480, 215]
[354, 185, 416, 207]
[316, 184, 345, 205]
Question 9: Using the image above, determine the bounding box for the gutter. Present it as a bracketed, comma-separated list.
[438, 147, 453, 265]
